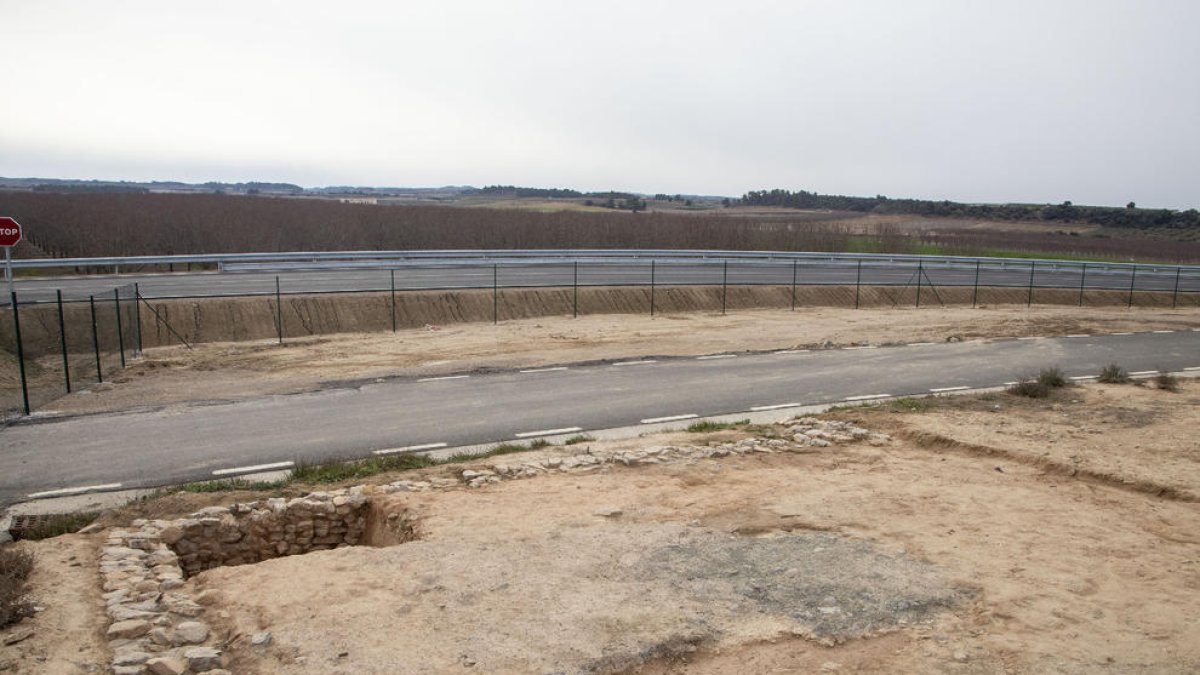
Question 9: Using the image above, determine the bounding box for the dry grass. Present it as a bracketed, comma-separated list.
[0, 546, 35, 629]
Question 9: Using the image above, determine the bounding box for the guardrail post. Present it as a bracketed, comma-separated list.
[721, 260, 728, 315]
[1026, 261, 1036, 307]
[572, 261, 578, 318]
[56, 289, 71, 393]
[971, 260, 981, 308]
[275, 276, 283, 344]
[389, 270, 397, 332]
[492, 264, 498, 324]
[790, 260, 797, 311]
[10, 292, 30, 415]
[1128, 266, 1137, 308]
[915, 260, 923, 307]
[133, 283, 142, 354]
[90, 295, 102, 383]
[854, 259, 862, 309]
[1077, 263, 1087, 307]
[114, 288, 125, 368]
[1172, 267, 1181, 308]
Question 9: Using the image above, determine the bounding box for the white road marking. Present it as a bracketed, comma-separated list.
[1129, 370, 1158, 376]
[1003, 381, 1019, 386]
[1017, 336, 1044, 340]
[519, 367, 568, 373]
[907, 342, 938, 346]
[27, 483, 123, 499]
[1185, 366, 1200, 371]
[696, 354, 736, 360]
[750, 402, 803, 411]
[929, 386, 969, 393]
[1111, 332, 1134, 336]
[844, 345, 877, 350]
[843, 394, 891, 401]
[515, 426, 583, 438]
[1065, 334, 1090, 338]
[1070, 375, 1098, 381]
[417, 374, 470, 382]
[374, 443, 448, 456]
[613, 360, 657, 366]
[1153, 330, 1174, 334]
[773, 349, 809, 355]
[213, 461, 294, 476]
[640, 413, 698, 424]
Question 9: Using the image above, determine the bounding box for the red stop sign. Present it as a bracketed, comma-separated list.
[0, 217, 21, 247]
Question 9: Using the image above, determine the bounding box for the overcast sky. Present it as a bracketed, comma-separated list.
[3, 1, 1198, 208]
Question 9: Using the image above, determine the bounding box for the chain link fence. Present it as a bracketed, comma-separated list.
[3, 257, 1198, 421]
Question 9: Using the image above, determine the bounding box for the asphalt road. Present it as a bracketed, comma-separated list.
[1, 330, 1196, 506]
[10, 261, 1197, 304]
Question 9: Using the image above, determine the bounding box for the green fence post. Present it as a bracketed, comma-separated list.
[10, 292, 30, 415]
[650, 260, 656, 316]
[915, 260, 923, 307]
[133, 283, 142, 355]
[90, 295, 102, 383]
[114, 288, 125, 368]
[275, 275, 283, 344]
[390, 269, 397, 332]
[854, 259, 862, 309]
[1172, 267, 1181, 308]
[971, 259, 981, 308]
[1077, 263, 1087, 307]
[1128, 266, 1137, 308]
[57, 289, 71, 393]
[790, 259, 797, 311]
[721, 260, 728, 315]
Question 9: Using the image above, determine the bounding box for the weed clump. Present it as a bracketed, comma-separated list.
[1098, 364, 1131, 384]
[686, 419, 750, 433]
[564, 434, 596, 445]
[0, 546, 35, 628]
[1037, 367, 1068, 389]
[1153, 371, 1179, 392]
[1009, 367, 1071, 398]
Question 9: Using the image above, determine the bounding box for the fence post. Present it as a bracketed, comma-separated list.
[972, 260, 981, 308]
[650, 260, 656, 316]
[390, 269, 397, 333]
[915, 260, 923, 307]
[572, 261, 578, 318]
[790, 260, 797, 311]
[1128, 266, 1137, 308]
[89, 295, 102, 383]
[133, 283, 142, 355]
[1026, 261, 1036, 307]
[1172, 267, 1181, 308]
[114, 288, 125, 368]
[1077, 263, 1087, 307]
[57, 289, 71, 393]
[274, 276, 283, 344]
[854, 259, 862, 309]
[10, 292, 30, 415]
[492, 264, 498, 324]
[721, 260, 728, 315]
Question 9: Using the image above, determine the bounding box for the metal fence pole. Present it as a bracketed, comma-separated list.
[275, 275, 283, 344]
[56, 289, 71, 393]
[10, 292, 30, 415]
[1128, 266, 1137, 308]
[1077, 263, 1087, 307]
[89, 295, 102, 383]
[650, 260, 656, 316]
[114, 288, 125, 368]
[390, 269, 397, 333]
[790, 260, 797, 311]
[492, 264, 498, 324]
[721, 260, 728, 315]
[915, 260, 923, 307]
[572, 261, 578, 318]
[1026, 261, 1036, 307]
[971, 260, 981, 308]
[133, 283, 142, 354]
[1172, 267, 1181, 308]
[854, 260, 862, 309]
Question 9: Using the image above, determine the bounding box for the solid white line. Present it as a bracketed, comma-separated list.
[1153, 330, 1174, 334]
[843, 394, 891, 401]
[844, 345, 877, 350]
[1129, 371, 1158, 376]
[519, 367, 568, 373]
[213, 461, 294, 476]
[1065, 334, 1090, 338]
[374, 443, 448, 456]
[1003, 381, 1019, 386]
[696, 354, 736, 360]
[515, 426, 582, 438]
[27, 483, 123, 499]
[1192, 328, 1200, 332]
[929, 386, 969, 393]
[417, 374, 470, 382]
[1070, 375, 1097, 381]
[613, 360, 657, 366]
[907, 342, 938, 346]
[1017, 336, 1044, 340]
[1111, 332, 1133, 336]
[640, 413, 698, 424]
[1185, 366, 1200, 371]
[773, 349, 809, 355]
[750, 402, 803, 411]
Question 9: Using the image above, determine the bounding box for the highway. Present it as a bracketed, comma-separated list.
[9, 260, 1198, 304]
[1, 330, 1196, 506]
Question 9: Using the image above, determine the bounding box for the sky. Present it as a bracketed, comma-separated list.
[3, 0, 1199, 208]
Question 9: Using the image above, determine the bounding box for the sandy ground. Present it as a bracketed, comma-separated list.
[32, 305, 1200, 416]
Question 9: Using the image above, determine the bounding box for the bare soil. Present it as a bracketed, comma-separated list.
[32, 304, 1200, 416]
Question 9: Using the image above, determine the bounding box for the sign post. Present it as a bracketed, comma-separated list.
[0, 217, 22, 299]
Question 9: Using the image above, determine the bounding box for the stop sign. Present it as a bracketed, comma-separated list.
[0, 217, 20, 247]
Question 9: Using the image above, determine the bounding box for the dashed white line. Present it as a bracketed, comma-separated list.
[640, 413, 698, 424]
[1003, 381, 1019, 386]
[613, 360, 657, 366]
[1017, 336, 1044, 341]
[773, 349, 809, 355]
[515, 426, 583, 438]
[1065, 334, 1091, 338]
[1070, 375, 1098, 381]
[750, 402, 803, 411]
[843, 394, 891, 402]
[1111, 332, 1134, 336]
[907, 342, 938, 346]
[374, 443, 448, 456]
[417, 374, 470, 382]
[519, 367, 569, 373]
[929, 386, 970, 393]
[696, 354, 736, 360]
[213, 461, 294, 476]
[1153, 330, 1175, 334]
[28, 483, 123, 499]
[844, 345, 878, 350]
[1129, 370, 1158, 376]
[1185, 366, 1200, 371]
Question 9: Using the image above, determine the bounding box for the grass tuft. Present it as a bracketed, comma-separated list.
[564, 434, 596, 445]
[1098, 364, 1131, 384]
[292, 454, 438, 484]
[1153, 371, 1179, 392]
[1007, 380, 1050, 398]
[178, 479, 289, 493]
[1036, 367, 1068, 389]
[0, 547, 36, 628]
[888, 397, 930, 412]
[685, 419, 750, 433]
[14, 513, 99, 541]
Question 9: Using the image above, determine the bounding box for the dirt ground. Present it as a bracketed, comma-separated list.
[33, 304, 1200, 416]
[4, 379, 1198, 673]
